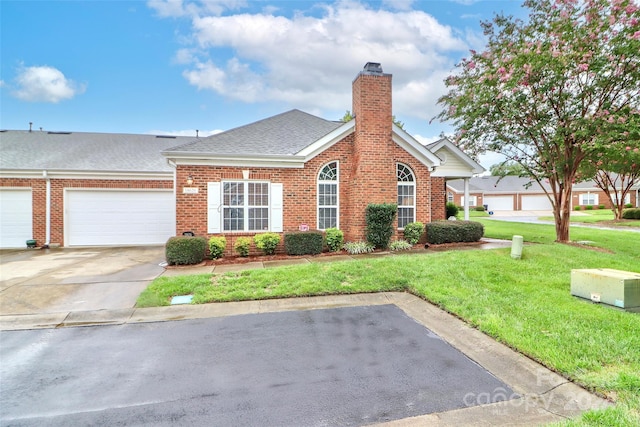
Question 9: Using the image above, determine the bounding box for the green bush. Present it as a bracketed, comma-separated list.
[389, 240, 412, 251]
[343, 241, 375, 255]
[325, 228, 344, 252]
[598, 204, 605, 210]
[253, 232, 281, 255]
[474, 206, 486, 212]
[284, 231, 324, 255]
[166, 236, 207, 265]
[624, 203, 633, 208]
[208, 236, 226, 259]
[622, 208, 640, 219]
[425, 221, 484, 245]
[234, 237, 251, 257]
[446, 202, 459, 218]
[402, 222, 424, 245]
[365, 203, 397, 249]
[585, 205, 594, 210]
[574, 205, 582, 211]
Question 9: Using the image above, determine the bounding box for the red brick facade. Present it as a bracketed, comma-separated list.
[0, 177, 172, 247]
[174, 70, 447, 254]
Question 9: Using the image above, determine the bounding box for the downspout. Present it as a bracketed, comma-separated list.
[43, 170, 51, 248]
[464, 178, 470, 220]
[167, 159, 178, 236]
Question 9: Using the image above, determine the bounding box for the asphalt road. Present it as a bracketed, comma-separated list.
[0, 305, 515, 426]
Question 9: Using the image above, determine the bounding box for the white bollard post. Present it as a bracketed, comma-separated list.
[511, 235, 523, 259]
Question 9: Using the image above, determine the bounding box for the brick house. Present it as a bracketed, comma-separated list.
[447, 176, 639, 212]
[0, 63, 483, 249]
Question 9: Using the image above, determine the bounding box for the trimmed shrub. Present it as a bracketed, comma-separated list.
[574, 205, 582, 211]
[402, 222, 424, 245]
[208, 236, 226, 259]
[425, 221, 484, 245]
[585, 205, 594, 210]
[166, 236, 207, 265]
[284, 231, 324, 255]
[622, 208, 640, 219]
[389, 240, 412, 251]
[343, 241, 375, 255]
[624, 203, 633, 208]
[254, 232, 281, 255]
[446, 202, 459, 218]
[474, 206, 486, 212]
[234, 237, 251, 257]
[598, 204, 605, 210]
[325, 228, 344, 252]
[365, 203, 397, 249]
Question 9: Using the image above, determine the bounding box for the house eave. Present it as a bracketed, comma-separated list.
[164, 153, 307, 169]
[297, 120, 355, 160]
[392, 125, 440, 169]
[0, 169, 172, 180]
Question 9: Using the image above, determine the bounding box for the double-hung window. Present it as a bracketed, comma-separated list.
[580, 192, 598, 206]
[397, 163, 415, 229]
[222, 182, 269, 231]
[208, 181, 282, 233]
[318, 161, 339, 230]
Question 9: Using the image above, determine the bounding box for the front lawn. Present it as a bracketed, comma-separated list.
[538, 209, 640, 227]
[138, 222, 640, 426]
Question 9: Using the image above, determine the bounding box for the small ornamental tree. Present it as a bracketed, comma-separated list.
[436, 0, 640, 242]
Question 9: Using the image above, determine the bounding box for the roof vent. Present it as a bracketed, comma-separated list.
[363, 62, 383, 74]
[47, 131, 71, 135]
[155, 135, 177, 139]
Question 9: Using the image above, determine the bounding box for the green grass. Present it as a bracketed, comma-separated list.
[138, 222, 640, 426]
[539, 210, 640, 226]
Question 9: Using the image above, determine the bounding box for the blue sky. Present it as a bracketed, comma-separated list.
[1, 0, 526, 167]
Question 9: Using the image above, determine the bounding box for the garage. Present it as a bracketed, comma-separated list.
[66, 189, 174, 246]
[521, 195, 553, 210]
[0, 189, 33, 248]
[483, 195, 514, 211]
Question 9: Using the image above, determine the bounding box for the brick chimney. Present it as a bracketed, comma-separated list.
[345, 62, 396, 241]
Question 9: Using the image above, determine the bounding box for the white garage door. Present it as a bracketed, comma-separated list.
[66, 190, 174, 246]
[0, 189, 33, 248]
[484, 196, 514, 211]
[521, 195, 553, 210]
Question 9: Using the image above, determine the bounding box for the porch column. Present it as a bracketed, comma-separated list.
[464, 178, 470, 220]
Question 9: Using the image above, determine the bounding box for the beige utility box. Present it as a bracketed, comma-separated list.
[571, 269, 640, 311]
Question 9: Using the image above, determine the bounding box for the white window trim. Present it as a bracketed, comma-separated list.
[397, 163, 416, 230]
[317, 161, 339, 230]
[208, 180, 283, 233]
[579, 192, 598, 206]
[461, 195, 477, 207]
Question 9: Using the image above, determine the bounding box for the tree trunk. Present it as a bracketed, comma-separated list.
[553, 180, 573, 243]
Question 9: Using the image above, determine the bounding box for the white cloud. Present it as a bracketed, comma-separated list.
[13, 65, 85, 103]
[152, 1, 474, 120]
[147, 0, 246, 17]
[147, 129, 223, 137]
[0, 80, 5, 88]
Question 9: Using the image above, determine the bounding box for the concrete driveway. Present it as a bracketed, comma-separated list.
[0, 246, 165, 315]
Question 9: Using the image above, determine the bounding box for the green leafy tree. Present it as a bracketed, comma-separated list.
[489, 161, 526, 177]
[341, 110, 405, 129]
[436, 0, 640, 242]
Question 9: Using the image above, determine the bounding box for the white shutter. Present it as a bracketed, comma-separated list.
[208, 182, 221, 233]
[271, 183, 283, 232]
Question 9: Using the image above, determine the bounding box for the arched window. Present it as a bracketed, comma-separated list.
[318, 161, 339, 229]
[397, 163, 415, 228]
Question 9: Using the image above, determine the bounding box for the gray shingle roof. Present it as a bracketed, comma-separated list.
[0, 130, 196, 173]
[164, 109, 343, 156]
[448, 176, 551, 193]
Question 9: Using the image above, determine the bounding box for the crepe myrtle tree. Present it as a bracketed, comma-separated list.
[578, 139, 640, 220]
[436, 0, 640, 242]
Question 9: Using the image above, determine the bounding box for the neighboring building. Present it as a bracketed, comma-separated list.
[0, 132, 194, 248]
[447, 176, 639, 212]
[0, 63, 483, 249]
